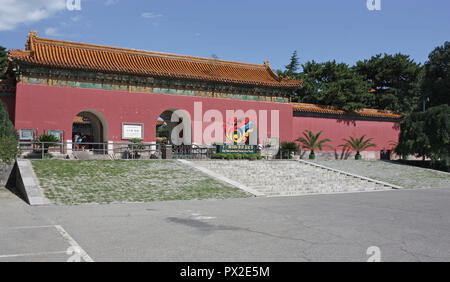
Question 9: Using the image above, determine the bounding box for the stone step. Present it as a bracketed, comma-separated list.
[194, 160, 391, 197]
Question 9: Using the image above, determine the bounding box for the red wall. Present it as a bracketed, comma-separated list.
[292, 115, 400, 152]
[14, 83, 293, 143]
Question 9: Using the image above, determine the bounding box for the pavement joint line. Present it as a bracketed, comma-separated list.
[177, 159, 265, 197]
[3, 225, 56, 230]
[297, 159, 404, 190]
[53, 225, 94, 262]
[264, 187, 398, 198]
[0, 251, 67, 259]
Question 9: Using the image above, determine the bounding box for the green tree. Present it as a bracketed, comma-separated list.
[396, 104, 450, 166]
[340, 135, 376, 160]
[284, 50, 300, 77]
[296, 130, 332, 159]
[355, 53, 422, 114]
[0, 102, 16, 139]
[0, 46, 7, 79]
[422, 42, 450, 108]
[297, 60, 372, 112]
[0, 102, 19, 163]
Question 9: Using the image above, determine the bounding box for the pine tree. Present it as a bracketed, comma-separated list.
[284, 50, 300, 76]
[0, 46, 7, 79]
[422, 42, 450, 108]
[355, 53, 422, 114]
[0, 102, 19, 164]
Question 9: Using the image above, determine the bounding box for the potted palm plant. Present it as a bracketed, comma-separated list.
[35, 134, 60, 158]
[296, 130, 332, 159]
[340, 135, 376, 160]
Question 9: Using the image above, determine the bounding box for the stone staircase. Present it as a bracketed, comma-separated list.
[192, 160, 392, 197]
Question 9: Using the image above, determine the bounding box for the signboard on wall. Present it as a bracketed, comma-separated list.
[122, 123, 144, 140]
[19, 129, 34, 140]
[217, 144, 257, 154]
[47, 130, 62, 141]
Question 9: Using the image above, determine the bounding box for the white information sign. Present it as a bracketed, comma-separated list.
[122, 123, 144, 140]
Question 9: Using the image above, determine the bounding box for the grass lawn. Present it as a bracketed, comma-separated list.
[31, 160, 251, 205]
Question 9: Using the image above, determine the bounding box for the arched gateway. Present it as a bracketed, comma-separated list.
[72, 110, 108, 143]
[5, 32, 401, 159]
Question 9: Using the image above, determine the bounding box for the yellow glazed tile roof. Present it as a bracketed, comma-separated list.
[8, 32, 302, 89]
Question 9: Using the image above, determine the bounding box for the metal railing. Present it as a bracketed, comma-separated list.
[18, 141, 64, 159]
[172, 144, 215, 159]
[110, 142, 162, 160]
[18, 141, 164, 160]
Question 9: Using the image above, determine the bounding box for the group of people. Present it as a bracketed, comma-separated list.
[73, 133, 91, 150]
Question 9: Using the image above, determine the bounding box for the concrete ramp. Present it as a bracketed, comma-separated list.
[8, 160, 48, 206]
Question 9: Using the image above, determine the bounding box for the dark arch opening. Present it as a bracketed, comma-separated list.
[72, 110, 108, 151]
[156, 109, 192, 145]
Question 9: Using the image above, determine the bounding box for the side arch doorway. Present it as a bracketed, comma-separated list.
[156, 109, 191, 145]
[72, 110, 108, 151]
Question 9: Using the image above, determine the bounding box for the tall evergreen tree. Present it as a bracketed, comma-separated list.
[0, 102, 16, 139]
[284, 50, 300, 77]
[396, 104, 450, 166]
[422, 41, 450, 108]
[0, 46, 8, 79]
[0, 102, 19, 164]
[354, 53, 422, 114]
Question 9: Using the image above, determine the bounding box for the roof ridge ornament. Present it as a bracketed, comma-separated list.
[264, 60, 282, 82]
[26, 31, 37, 54]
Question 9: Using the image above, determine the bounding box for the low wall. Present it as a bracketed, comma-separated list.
[292, 114, 401, 160]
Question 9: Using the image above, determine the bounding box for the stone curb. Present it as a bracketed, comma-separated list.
[297, 159, 404, 190]
[177, 159, 265, 197]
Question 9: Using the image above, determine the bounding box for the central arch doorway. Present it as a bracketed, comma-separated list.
[156, 109, 191, 145]
[72, 110, 108, 152]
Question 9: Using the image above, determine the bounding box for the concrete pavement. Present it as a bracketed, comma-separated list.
[0, 186, 449, 261]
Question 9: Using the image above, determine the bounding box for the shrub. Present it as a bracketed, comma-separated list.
[0, 135, 20, 164]
[0, 102, 17, 138]
[225, 154, 235, 160]
[211, 153, 264, 160]
[35, 134, 60, 149]
[248, 154, 257, 160]
[128, 138, 145, 150]
[0, 102, 19, 163]
[280, 142, 300, 152]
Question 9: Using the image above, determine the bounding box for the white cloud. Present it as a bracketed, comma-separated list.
[44, 26, 61, 36]
[141, 12, 163, 19]
[70, 15, 81, 22]
[105, 0, 118, 6]
[0, 0, 66, 31]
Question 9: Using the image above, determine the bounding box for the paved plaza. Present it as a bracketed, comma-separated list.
[1, 159, 449, 262]
[1, 186, 449, 262]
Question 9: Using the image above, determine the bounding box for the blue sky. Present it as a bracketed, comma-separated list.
[1, 0, 449, 71]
